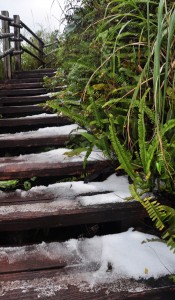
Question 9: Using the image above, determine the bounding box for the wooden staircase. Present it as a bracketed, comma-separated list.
[0, 69, 174, 299]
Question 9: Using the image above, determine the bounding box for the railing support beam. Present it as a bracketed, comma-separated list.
[39, 40, 45, 68]
[13, 15, 21, 70]
[1, 11, 12, 79]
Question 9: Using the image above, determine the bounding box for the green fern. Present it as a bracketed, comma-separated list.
[109, 114, 136, 180]
[89, 97, 103, 128]
[138, 89, 150, 174]
[83, 144, 93, 169]
[130, 184, 175, 251]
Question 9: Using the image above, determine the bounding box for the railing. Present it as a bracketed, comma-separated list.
[0, 11, 58, 79]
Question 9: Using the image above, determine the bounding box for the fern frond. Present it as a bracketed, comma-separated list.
[109, 114, 136, 180]
[138, 89, 150, 174]
[130, 184, 175, 251]
[83, 144, 93, 169]
[143, 198, 166, 231]
[89, 97, 103, 128]
[161, 119, 175, 136]
[130, 184, 166, 230]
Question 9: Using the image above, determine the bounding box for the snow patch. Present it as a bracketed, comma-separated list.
[0, 148, 106, 166]
[0, 124, 85, 140]
[0, 229, 174, 298]
[0, 175, 131, 214]
[17, 113, 58, 119]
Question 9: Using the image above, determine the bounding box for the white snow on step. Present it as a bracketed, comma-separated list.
[65, 229, 175, 281]
[0, 148, 106, 165]
[38, 92, 58, 98]
[0, 124, 85, 140]
[79, 191, 129, 205]
[17, 113, 58, 119]
[0, 229, 174, 297]
[0, 175, 131, 214]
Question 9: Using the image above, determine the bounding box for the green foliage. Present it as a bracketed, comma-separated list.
[23, 177, 37, 191]
[0, 180, 19, 190]
[21, 29, 59, 70]
[130, 184, 175, 252]
[46, 0, 175, 250]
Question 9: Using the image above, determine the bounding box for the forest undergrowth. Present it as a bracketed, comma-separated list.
[45, 0, 175, 251]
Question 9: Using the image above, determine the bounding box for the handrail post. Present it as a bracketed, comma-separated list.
[39, 40, 45, 68]
[13, 15, 21, 70]
[1, 10, 12, 79]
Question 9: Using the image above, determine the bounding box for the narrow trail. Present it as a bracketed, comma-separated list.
[0, 69, 174, 299]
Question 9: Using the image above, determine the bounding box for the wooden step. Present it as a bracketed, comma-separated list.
[0, 82, 44, 90]
[0, 239, 174, 299]
[0, 94, 54, 105]
[13, 68, 55, 75]
[0, 200, 145, 232]
[0, 104, 47, 116]
[0, 269, 174, 300]
[0, 87, 50, 96]
[0, 148, 110, 180]
[0, 114, 70, 129]
[13, 71, 55, 79]
[0, 133, 68, 148]
[0, 125, 80, 148]
[0, 242, 67, 274]
[1, 78, 45, 84]
[0, 173, 145, 231]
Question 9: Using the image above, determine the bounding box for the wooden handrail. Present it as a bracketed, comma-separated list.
[0, 33, 14, 38]
[21, 46, 44, 65]
[44, 40, 58, 48]
[20, 34, 42, 54]
[20, 21, 44, 45]
[0, 14, 13, 22]
[0, 10, 53, 79]
[0, 48, 14, 59]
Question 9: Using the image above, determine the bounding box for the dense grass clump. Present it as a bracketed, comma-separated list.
[44, 0, 175, 251]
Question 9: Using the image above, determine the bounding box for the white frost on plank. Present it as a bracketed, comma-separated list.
[0, 198, 79, 215]
[65, 229, 175, 280]
[0, 229, 174, 298]
[17, 113, 58, 119]
[79, 191, 129, 205]
[37, 92, 58, 98]
[0, 148, 106, 165]
[0, 175, 131, 214]
[0, 124, 85, 140]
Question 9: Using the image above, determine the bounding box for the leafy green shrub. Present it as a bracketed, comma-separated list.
[47, 0, 175, 250]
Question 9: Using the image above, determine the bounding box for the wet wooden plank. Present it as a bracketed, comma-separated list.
[0, 78, 44, 84]
[0, 82, 44, 90]
[0, 266, 174, 300]
[13, 68, 55, 75]
[0, 104, 47, 115]
[0, 87, 61, 96]
[0, 115, 70, 127]
[0, 134, 69, 148]
[12, 72, 55, 79]
[0, 88, 49, 96]
[0, 94, 54, 105]
[0, 201, 146, 231]
[0, 240, 79, 274]
[0, 158, 110, 180]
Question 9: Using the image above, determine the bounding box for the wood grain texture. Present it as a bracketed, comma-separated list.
[0, 94, 53, 105]
[0, 87, 49, 96]
[0, 202, 146, 231]
[0, 115, 70, 127]
[0, 134, 69, 148]
[0, 104, 47, 115]
[0, 267, 174, 299]
[0, 82, 44, 90]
